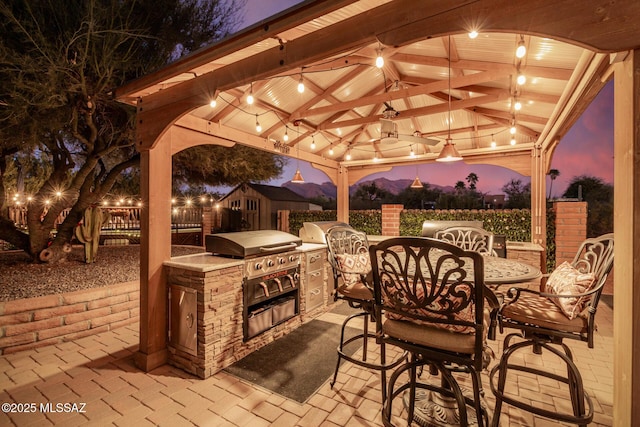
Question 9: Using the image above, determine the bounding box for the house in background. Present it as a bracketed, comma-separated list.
[218, 183, 321, 231]
[484, 194, 506, 209]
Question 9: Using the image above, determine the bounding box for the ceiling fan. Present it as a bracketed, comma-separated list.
[378, 103, 439, 147]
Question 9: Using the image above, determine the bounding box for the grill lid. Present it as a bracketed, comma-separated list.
[205, 230, 302, 258]
[299, 221, 350, 244]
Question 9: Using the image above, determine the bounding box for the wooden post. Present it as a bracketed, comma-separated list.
[613, 49, 640, 426]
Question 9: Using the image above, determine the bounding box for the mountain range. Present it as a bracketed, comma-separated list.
[283, 177, 455, 200]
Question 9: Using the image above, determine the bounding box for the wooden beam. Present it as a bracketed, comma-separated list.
[319, 93, 507, 131]
[295, 70, 506, 120]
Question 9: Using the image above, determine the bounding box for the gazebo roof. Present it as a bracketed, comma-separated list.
[114, 0, 640, 181]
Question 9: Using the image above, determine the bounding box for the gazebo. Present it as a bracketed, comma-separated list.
[114, 1, 640, 423]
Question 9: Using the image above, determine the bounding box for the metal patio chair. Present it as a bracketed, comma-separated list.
[489, 233, 614, 426]
[325, 225, 406, 402]
[370, 236, 497, 427]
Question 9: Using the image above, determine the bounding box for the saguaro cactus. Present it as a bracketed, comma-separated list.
[75, 206, 110, 263]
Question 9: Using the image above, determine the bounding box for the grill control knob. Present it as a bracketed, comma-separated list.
[278, 257, 286, 264]
[267, 260, 274, 267]
[288, 255, 296, 262]
[255, 262, 263, 270]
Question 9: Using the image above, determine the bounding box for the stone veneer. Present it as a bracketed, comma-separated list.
[166, 249, 331, 379]
[0, 281, 139, 355]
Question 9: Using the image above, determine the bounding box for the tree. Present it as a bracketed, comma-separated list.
[562, 175, 613, 237]
[0, 0, 249, 261]
[396, 182, 442, 209]
[502, 179, 531, 208]
[548, 169, 560, 199]
[454, 181, 466, 194]
[350, 182, 395, 209]
[466, 172, 479, 191]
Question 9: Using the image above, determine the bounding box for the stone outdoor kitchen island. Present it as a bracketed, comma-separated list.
[163, 241, 330, 379]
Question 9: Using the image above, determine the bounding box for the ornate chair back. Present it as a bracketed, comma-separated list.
[326, 225, 371, 296]
[435, 226, 496, 256]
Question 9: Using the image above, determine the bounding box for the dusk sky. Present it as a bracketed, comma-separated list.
[238, 1, 615, 198]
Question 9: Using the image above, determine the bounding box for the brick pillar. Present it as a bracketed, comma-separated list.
[554, 201, 587, 265]
[381, 204, 403, 236]
[201, 206, 213, 243]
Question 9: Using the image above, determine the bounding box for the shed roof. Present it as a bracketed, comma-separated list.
[221, 182, 310, 203]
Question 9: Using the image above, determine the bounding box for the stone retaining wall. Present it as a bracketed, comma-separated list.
[0, 281, 139, 355]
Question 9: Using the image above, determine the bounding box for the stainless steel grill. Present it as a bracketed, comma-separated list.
[298, 221, 350, 244]
[205, 230, 302, 340]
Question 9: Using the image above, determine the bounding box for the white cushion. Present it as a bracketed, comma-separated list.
[544, 261, 596, 320]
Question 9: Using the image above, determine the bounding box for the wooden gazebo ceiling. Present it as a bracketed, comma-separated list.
[116, 0, 640, 175]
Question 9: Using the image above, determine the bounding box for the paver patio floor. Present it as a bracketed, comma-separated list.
[1, 302, 613, 426]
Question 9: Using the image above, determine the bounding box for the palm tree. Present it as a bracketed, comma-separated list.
[548, 169, 560, 199]
[454, 181, 466, 194]
[466, 172, 479, 190]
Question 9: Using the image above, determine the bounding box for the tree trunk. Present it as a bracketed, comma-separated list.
[0, 216, 30, 252]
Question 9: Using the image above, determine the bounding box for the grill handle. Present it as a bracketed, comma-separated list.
[259, 243, 298, 253]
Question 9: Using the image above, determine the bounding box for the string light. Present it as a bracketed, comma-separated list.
[246, 82, 254, 105]
[515, 36, 526, 58]
[514, 98, 522, 111]
[510, 137, 517, 145]
[255, 114, 262, 133]
[517, 72, 526, 85]
[468, 30, 478, 39]
[209, 99, 217, 108]
[510, 124, 517, 135]
[375, 49, 384, 68]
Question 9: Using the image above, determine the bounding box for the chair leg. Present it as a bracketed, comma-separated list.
[330, 310, 367, 388]
[489, 335, 594, 426]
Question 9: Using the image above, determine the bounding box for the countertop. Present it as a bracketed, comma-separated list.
[163, 253, 243, 273]
[164, 243, 328, 273]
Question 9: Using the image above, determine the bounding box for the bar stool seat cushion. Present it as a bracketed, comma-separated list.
[337, 280, 373, 300]
[501, 293, 588, 333]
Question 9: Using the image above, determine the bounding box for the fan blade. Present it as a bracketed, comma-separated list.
[398, 134, 440, 145]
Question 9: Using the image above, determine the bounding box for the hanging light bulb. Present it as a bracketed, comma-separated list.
[291, 125, 304, 183]
[255, 115, 261, 133]
[490, 134, 497, 148]
[297, 74, 305, 93]
[283, 127, 289, 142]
[328, 145, 334, 156]
[409, 145, 416, 158]
[345, 150, 352, 161]
[375, 49, 384, 68]
[437, 35, 463, 163]
[510, 124, 517, 135]
[373, 153, 379, 162]
[514, 97, 522, 111]
[517, 72, 526, 85]
[310, 135, 316, 150]
[515, 37, 526, 59]
[247, 82, 254, 105]
[510, 138, 517, 145]
[209, 99, 217, 108]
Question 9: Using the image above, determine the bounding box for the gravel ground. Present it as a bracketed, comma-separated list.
[0, 245, 205, 302]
